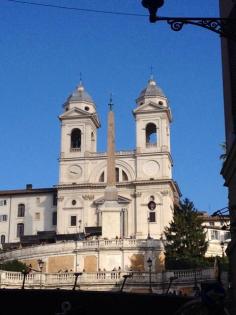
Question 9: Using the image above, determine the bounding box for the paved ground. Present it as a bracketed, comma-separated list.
[0, 289, 192, 315]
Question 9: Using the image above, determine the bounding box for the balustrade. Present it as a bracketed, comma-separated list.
[0, 269, 216, 290]
[0, 239, 162, 262]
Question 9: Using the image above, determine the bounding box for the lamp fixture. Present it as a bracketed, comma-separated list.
[141, 0, 236, 42]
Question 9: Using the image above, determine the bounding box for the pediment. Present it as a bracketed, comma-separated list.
[59, 107, 91, 119]
[133, 101, 165, 114]
[94, 195, 131, 205]
[59, 108, 100, 127]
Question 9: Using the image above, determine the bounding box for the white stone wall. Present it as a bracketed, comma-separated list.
[202, 217, 231, 257]
[0, 198, 10, 243]
[57, 80, 177, 240]
[0, 193, 56, 243]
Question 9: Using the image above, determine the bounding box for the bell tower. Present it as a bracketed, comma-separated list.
[133, 76, 172, 181]
[59, 81, 100, 185]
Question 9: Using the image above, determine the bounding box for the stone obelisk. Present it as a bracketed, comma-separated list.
[104, 98, 118, 201]
[100, 97, 122, 238]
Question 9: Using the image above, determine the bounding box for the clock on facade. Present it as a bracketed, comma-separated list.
[68, 165, 82, 178]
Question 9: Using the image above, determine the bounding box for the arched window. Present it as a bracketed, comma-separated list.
[1, 235, 5, 244]
[71, 129, 81, 150]
[115, 167, 119, 182]
[18, 204, 25, 217]
[91, 132, 95, 151]
[99, 168, 129, 183]
[99, 172, 105, 182]
[146, 123, 157, 147]
[122, 170, 128, 182]
[17, 223, 24, 237]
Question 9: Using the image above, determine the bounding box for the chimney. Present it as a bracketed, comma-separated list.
[26, 184, 33, 190]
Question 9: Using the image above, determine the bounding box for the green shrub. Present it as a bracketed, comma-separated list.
[0, 260, 27, 272]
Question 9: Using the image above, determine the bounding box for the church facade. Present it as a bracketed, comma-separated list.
[0, 77, 180, 274]
[57, 77, 179, 240]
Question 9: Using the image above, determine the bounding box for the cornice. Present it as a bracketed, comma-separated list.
[55, 178, 178, 191]
[0, 187, 56, 197]
[59, 151, 173, 164]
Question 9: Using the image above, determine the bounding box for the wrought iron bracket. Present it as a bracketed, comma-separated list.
[153, 16, 236, 42]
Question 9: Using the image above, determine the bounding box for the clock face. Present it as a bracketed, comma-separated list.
[68, 165, 82, 178]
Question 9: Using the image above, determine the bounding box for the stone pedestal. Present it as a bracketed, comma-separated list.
[99, 201, 122, 239]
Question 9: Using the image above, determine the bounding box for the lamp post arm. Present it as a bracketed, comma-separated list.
[72, 272, 83, 291]
[152, 16, 236, 42]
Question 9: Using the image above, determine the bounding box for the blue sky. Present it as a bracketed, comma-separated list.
[0, 0, 227, 213]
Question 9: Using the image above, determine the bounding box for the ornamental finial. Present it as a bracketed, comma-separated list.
[108, 93, 113, 111]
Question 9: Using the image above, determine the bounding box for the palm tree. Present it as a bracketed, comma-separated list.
[220, 142, 227, 161]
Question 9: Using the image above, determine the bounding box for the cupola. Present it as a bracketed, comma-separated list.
[136, 76, 166, 106]
[63, 82, 96, 113]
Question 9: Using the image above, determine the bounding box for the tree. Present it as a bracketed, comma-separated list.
[0, 259, 27, 272]
[219, 142, 227, 161]
[164, 198, 208, 269]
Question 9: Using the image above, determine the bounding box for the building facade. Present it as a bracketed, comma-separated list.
[0, 77, 180, 274]
[56, 78, 179, 240]
[0, 186, 57, 245]
[0, 76, 231, 277]
[200, 212, 230, 257]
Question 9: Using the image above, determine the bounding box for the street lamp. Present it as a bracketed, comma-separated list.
[166, 276, 178, 294]
[147, 257, 152, 293]
[120, 273, 133, 292]
[72, 272, 83, 291]
[21, 265, 31, 290]
[37, 259, 44, 289]
[141, 0, 236, 42]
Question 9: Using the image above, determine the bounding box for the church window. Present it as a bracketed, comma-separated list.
[148, 201, 156, 210]
[91, 132, 95, 141]
[72, 200, 77, 206]
[99, 172, 105, 183]
[53, 193, 57, 206]
[149, 212, 156, 223]
[85, 106, 90, 111]
[115, 167, 119, 182]
[122, 170, 128, 181]
[146, 123, 157, 147]
[0, 200, 7, 206]
[71, 129, 81, 150]
[35, 212, 40, 220]
[17, 223, 24, 237]
[0, 215, 7, 222]
[52, 212, 57, 226]
[224, 232, 231, 241]
[159, 101, 163, 105]
[70, 216, 77, 226]
[211, 230, 219, 240]
[99, 168, 129, 183]
[17, 204, 25, 217]
[1, 235, 5, 244]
